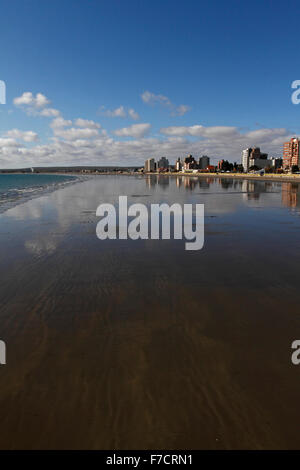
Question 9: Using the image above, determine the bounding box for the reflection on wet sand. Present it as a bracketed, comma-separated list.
[281, 182, 300, 209]
[0, 175, 300, 449]
[145, 174, 283, 200]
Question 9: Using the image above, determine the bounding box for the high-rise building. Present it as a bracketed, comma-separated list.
[270, 157, 283, 169]
[157, 157, 169, 170]
[249, 157, 272, 169]
[250, 147, 261, 160]
[242, 147, 268, 172]
[183, 154, 197, 170]
[199, 155, 210, 169]
[283, 138, 300, 169]
[242, 148, 251, 172]
[218, 159, 225, 170]
[175, 158, 182, 171]
[144, 158, 156, 172]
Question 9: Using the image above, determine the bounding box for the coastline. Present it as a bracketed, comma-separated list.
[0, 173, 85, 215]
[1, 171, 299, 215]
[4, 170, 300, 184]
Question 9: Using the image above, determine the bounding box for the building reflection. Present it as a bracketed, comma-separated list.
[175, 177, 182, 188]
[198, 179, 210, 189]
[183, 177, 198, 191]
[145, 175, 157, 189]
[218, 179, 234, 190]
[282, 183, 300, 208]
[241, 180, 260, 200]
[145, 175, 220, 191]
[144, 175, 282, 201]
[158, 175, 170, 187]
[145, 174, 171, 189]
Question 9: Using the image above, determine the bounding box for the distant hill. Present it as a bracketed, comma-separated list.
[0, 166, 142, 173]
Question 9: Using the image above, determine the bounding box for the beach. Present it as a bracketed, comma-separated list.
[0, 174, 300, 449]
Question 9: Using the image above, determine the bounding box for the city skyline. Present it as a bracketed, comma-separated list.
[144, 149, 283, 173]
[1, 0, 300, 169]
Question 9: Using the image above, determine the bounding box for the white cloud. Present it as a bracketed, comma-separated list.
[141, 91, 171, 106]
[35, 93, 50, 108]
[114, 123, 151, 138]
[14, 92, 50, 108]
[13, 91, 62, 119]
[45, 114, 101, 141]
[53, 127, 100, 141]
[0, 124, 292, 169]
[0, 138, 19, 148]
[103, 105, 126, 118]
[1, 91, 292, 168]
[128, 108, 140, 120]
[172, 104, 192, 117]
[100, 105, 140, 120]
[245, 128, 287, 140]
[5, 129, 38, 142]
[74, 118, 101, 129]
[141, 90, 190, 116]
[160, 125, 240, 138]
[50, 117, 73, 129]
[40, 108, 60, 117]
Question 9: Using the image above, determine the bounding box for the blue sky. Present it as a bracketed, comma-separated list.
[0, 0, 299, 168]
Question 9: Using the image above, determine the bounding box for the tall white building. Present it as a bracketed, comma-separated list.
[242, 148, 251, 172]
[242, 147, 273, 171]
[144, 158, 156, 172]
[175, 158, 182, 171]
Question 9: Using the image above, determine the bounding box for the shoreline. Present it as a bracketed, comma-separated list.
[0, 173, 85, 215]
[2, 169, 300, 185]
[1, 170, 299, 216]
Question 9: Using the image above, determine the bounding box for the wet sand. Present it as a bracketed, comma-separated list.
[0, 175, 300, 449]
[145, 171, 300, 184]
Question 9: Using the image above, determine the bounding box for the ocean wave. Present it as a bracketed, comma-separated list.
[0, 174, 87, 214]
